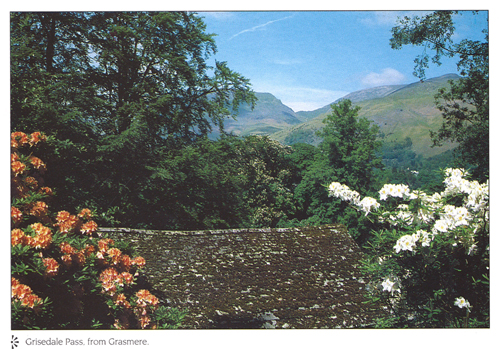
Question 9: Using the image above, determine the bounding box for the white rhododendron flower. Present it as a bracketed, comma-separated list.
[417, 230, 432, 247]
[378, 185, 391, 201]
[454, 297, 471, 309]
[381, 278, 400, 295]
[328, 182, 360, 205]
[358, 196, 380, 216]
[433, 219, 449, 233]
[379, 183, 410, 200]
[394, 234, 417, 253]
[437, 205, 472, 231]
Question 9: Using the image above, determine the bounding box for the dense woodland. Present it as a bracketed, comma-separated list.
[11, 11, 486, 245]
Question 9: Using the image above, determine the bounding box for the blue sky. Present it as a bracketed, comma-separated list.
[199, 11, 488, 111]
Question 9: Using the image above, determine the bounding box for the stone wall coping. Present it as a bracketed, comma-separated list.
[97, 224, 344, 237]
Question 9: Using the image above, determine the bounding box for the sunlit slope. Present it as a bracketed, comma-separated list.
[221, 92, 302, 137]
[271, 74, 460, 157]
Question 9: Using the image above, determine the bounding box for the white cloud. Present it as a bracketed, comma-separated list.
[229, 15, 294, 40]
[361, 68, 406, 87]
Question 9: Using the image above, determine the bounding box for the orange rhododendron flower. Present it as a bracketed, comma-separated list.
[12, 282, 31, 299]
[24, 176, 39, 190]
[11, 152, 20, 162]
[98, 238, 115, 253]
[11, 278, 43, 309]
[11, 132, 29, 148]
[99, 267, 123, 295]
[30, 201, 49, 218]
[56, 211, 70, 222]
[29, 223, 52, 249]
[132, 256, 146, 268]
[138, 315, 151, 329]
[29, 132, 47, 146]
[121, 272, 134, 285]
[42, 258, 59, 277]
[11, 161, 26, 176]
[55, 211, 79, 234]
[20, 293, 43, 308]
[30, 222, 49, 234]
[11, 207, 23, 224]
[81, 220, 98, 235]
[11, 229, 27, 246]
[28, 156, 46, 171]
[38, 186, 53, 196]
[119, 254, 132, 271]
[114, 293, 131, 309]
[107, 247, 122, 264]
[59, 241, 77, 255]
[61, 254, 73, 268]
[135, 289, 159, 308]
[78, 208, 93, 219]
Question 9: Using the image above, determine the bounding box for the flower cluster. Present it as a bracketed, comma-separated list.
[328, 182, 361, 204]
[12, 278, 43, 309]
[11, 223, 53, 250]
[42, 258, 60, 278]
[11, 131, 158, 330]
[59, 241, 89, 268]
[99, 267, 135, 296]
[96, 239, 146, 295]
[11, 131, 47, 148]
[359, 197, 381, 216]
[378, 183, 411, 200]
[328, 168, 489, 319]
[53, 209, 98, 236]
[328, 181, 380, 216]
[134, 289, 159, 329]
[329, 168, 488, 257]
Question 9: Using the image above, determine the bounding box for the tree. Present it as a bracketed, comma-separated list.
[317, 99, 383, 194]
[11, 12, 256, 224]
[85, 12, 256, 144]
[390, 11, 488, 180]
[280, 101, 382, 241]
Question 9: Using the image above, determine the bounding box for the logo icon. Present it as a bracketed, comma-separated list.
[12, 335, 19, 349]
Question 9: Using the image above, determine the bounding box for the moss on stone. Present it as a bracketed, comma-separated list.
[100, 225, 386, 329]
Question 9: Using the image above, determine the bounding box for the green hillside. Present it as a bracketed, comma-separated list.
[271, 74, 460, 157]
[219, 92, 302, 137]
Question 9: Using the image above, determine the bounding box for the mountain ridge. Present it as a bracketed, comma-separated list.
[270, 73, 461, 157]
[218, 73, 461, 157]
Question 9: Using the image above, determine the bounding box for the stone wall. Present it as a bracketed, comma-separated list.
[99, 225, 386, 329]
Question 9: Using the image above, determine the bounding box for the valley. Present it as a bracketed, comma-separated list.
[223, 73, 460, 157]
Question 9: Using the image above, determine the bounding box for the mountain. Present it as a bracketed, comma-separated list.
[216, 92, 302, 137]
[270, 74, 461, 157]
[296, 84, 405, 122]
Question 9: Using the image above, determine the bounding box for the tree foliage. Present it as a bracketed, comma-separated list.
[11, 11, 256, 218]
[390, 11, 488, 180]
[318, 99, 383, 194]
